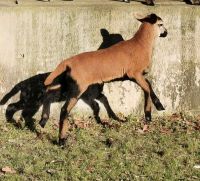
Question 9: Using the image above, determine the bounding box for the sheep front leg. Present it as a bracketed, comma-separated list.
[145, 79, 165, 111]
[128, 72, 152, 127]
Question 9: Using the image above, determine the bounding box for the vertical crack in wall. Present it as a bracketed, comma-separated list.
[180, 9, 197, 111]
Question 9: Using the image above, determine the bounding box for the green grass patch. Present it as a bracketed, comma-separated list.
[0, 113, 199, 180]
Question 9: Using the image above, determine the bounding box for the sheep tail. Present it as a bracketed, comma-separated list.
[0, 83, 21, 105]
[44, 60, 69, 86]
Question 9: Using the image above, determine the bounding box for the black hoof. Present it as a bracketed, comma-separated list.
[157, 104, 165, 111]
[154, 98, 165, 111]
[95, 117, 102, 125]
[58, 138, 66, 147]
[145, 111, 152, 123]
[39, 119, 47, 128]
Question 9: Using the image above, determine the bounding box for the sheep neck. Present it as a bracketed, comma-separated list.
[131, 23, 156, 57]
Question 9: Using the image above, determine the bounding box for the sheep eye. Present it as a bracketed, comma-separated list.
[158, 24, 163, 27]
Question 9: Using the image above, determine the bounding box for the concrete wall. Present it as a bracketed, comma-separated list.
[0, 3, 200, 120]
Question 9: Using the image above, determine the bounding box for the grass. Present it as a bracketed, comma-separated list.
[0, 113, 199, 180]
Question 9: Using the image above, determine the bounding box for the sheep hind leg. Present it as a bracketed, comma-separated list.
[58, 96, 79, 146]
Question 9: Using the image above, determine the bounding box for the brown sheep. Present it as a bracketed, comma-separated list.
[44, 13, 168, 146]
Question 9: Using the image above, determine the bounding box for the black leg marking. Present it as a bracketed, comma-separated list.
[145, 111, 152, 123]
[151, 96, 165, 111]
[58, 138, 67, 147]
[146, 79, 165, 111]
[39, 119, 47, 128]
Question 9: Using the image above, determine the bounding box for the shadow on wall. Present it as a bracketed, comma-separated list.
[0, 29, 124, 131]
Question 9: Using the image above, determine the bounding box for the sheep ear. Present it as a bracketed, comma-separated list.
[134, 12, 148, 22]
[135, 13, 158, 24]
[100, 29, 110, 39]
